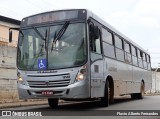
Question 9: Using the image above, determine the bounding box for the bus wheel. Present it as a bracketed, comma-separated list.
[139, 82, 145, 99]
[100, 80, 109, 107]
[48, 98, 59, 108]
[131, 82, 145, 99]
[131, 93, 137, 99]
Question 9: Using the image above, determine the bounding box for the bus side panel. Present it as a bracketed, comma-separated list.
[132, 66, 142, 93]
[117, 62, 132, 95]
[105, 58, 133, 96]
[132, 66, 152, 93]
[105, 58, 118, 96]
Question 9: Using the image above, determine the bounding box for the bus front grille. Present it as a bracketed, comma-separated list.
[27, 79, 70, 88]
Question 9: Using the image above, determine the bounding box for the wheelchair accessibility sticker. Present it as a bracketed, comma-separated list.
[38, 59, 47, 70]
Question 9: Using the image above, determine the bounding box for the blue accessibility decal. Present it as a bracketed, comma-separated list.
[38, 59, 47, 70]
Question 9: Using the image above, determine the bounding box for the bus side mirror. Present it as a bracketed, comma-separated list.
[94, 26, 99, 39]
[9, 30, 13, 43]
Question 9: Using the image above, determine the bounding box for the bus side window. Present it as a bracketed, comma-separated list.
[138, 50, 143, 68]
[102, 28, 115, 58]
[89, 23, 95, 52]
[124, 41, 132, 64]
[94, 29, 102, 54]
[115, 35, 124, 61]
[131, 45, 138, 66]
[143, 53, 147, 69]
[147, 55, 151, 70]
[89, 23, 102, 54]
[102, 28, 113, 44]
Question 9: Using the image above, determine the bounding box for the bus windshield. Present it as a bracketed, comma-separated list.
[17, 22, 87, 70]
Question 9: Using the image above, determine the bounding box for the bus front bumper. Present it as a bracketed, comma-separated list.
[18, 80, 89, 99]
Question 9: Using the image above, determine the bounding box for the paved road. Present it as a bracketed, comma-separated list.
[2, 95, 160, 119]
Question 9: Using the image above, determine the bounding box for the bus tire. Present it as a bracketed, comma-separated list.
[138, 82, 145, 99]
[100, 80, 109, 107]
[48, 98, 59, 108]
[131, 93, 137, 99]
[131, 82, 144, 99]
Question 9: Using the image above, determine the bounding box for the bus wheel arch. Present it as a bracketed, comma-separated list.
[142, 80, 145, 89]
[140, 80, 145, 98]
[100, 75, 114, 107]
[131, 80, 145, 99]
[107, 76, 114, 103]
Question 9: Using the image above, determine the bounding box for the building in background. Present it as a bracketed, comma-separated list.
[0, 15, 20, 102]
[0, 15, 20, 46]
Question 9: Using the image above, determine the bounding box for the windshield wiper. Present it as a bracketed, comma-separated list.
[51, 21, 70, 52]
[32, 26, 47, 50]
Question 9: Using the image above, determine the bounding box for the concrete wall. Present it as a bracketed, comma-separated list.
[0, 79, 18, 103]
[0, 19, 19, 102]
[0, 44, 18, 103]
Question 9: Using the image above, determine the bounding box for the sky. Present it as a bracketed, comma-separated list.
[0, 0, 160, 68]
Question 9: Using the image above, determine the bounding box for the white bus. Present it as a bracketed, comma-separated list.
[9, 9, 152, 108]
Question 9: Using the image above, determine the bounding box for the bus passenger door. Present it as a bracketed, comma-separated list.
[89, 23, 104, 98]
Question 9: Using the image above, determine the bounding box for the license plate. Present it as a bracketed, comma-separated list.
[42, 90, 53, 95]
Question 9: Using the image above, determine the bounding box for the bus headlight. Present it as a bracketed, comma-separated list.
[76, 74, 84, 81]
[76, 65, 87, 81]
[17, 76, 23, 84]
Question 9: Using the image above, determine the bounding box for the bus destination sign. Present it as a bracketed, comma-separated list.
[26, 10, 78, 25]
